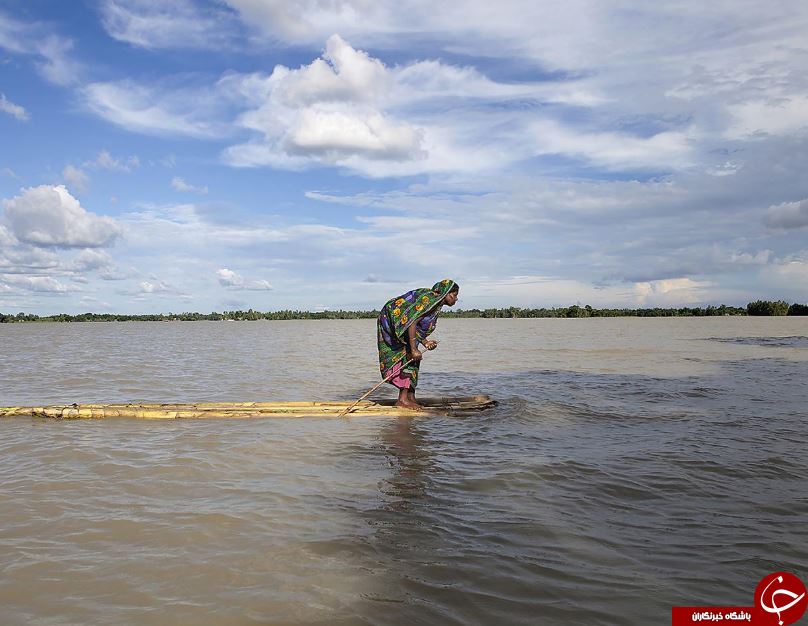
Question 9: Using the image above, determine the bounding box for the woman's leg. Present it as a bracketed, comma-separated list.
[402, 362, 421, 409]
[388, 361, 420, 409]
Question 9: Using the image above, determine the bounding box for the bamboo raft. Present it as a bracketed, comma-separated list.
[0, 396, 496, 419]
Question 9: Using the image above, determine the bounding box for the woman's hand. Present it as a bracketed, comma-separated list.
[423, 339, 438, 350]
[408, 348, 423, 362]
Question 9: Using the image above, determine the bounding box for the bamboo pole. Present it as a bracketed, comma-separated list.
[338, 354, 421, 418]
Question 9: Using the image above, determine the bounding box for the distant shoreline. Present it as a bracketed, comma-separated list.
[2, 301, 806, 322]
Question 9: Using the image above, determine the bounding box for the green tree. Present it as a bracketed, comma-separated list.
[747, 300, 790, 316]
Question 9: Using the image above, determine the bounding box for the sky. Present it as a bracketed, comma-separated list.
[1, 0, 807, 314]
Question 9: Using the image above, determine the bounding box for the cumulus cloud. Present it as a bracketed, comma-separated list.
[172, 177, 208, 194]
[283, 108, 424, 160]
[217, 268, 243, 286]
[225, 35, 426, 168]
[2, 185, 122, 248]
[0, 93, 28, 121]
[217, 268, 272, 290]
[1, 274, 72, 293]
[70, 249, 114, 272]
[764, 199, 808, 230]
[271, 34, 390, 106]
[0, 245, 60, 274]
[138, 279, 175, 293]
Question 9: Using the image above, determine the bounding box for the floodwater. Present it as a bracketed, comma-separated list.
[1, 318, 806, 625]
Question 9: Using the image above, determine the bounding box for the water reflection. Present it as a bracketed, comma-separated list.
[379, 417, 433, 507]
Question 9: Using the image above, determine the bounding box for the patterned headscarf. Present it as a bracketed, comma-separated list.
[387, 279, 458, 341]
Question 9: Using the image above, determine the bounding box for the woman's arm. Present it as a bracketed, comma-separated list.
[406, 322, 423, 361]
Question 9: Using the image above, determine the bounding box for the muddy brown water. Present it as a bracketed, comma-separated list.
[1, 318, 807, 625]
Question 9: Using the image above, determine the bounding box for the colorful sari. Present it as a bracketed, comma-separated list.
[377, 279, 457, 389]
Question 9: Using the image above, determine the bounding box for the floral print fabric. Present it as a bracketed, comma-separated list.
[377, 279, 456, 389]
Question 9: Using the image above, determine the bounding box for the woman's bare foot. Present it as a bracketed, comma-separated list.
[396, 388, 422, 410]
[396, 399, 422, 410]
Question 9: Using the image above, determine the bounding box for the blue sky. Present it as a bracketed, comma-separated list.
[1, 0, 807, 314]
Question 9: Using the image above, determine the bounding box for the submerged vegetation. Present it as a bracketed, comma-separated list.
[1, 300, 806, 323]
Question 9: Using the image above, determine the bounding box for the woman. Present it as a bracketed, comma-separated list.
[377, 279, 460, 409]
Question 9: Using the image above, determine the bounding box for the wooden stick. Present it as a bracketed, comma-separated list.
[338, 355, 419, 418]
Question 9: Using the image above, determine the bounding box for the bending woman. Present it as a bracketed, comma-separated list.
[377, 279, 460, 409]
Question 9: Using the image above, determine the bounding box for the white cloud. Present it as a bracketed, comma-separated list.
[224, 35, 426, 168]
[71, 249, 114, 272]
[272, 34, 390, 106]
[758, 254, 808, 301]
[633, 277, 711, 306]
[217, 268, 272, 290]
[246, 279, 273, 291]
[223, 0, 382, 44]
[211, 2, 808, 177]
[172, 177, 208, 194]
[224, 1, 808, 79]
[120, 204, 287, 249]
[217, 268, 243, 286]
[6, 3, 808, 313]
[35, 35, 81, 86]
[79, 296, 112, 309]
[221, 35, 614, 175]
[528, 120, 693, 171]
[765, 198, 808, 230]
[77, 29, 740, 177]
[0, 245, 60, 274]
[729, 249, 772, 266]
[1, 274, 72, 293]
[82, 80, 228, 138]
[283, 108, 424, 161]
[100, 0, 239, 50]
[62, 165, 89, 193]
[2, 168, 19, 180]
[99, 266, 134, 281]
[0, 224, 16, 247]
[138, 279, 174, 293]
[0, 93, 28, 121]
[725, 96, 808, 140]
[0, 13, 81, 85]
[91, 150, 140, 171]
[2, 185, 122, 248]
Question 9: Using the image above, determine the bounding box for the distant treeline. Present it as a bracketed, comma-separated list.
[2, 300, 806, 323]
